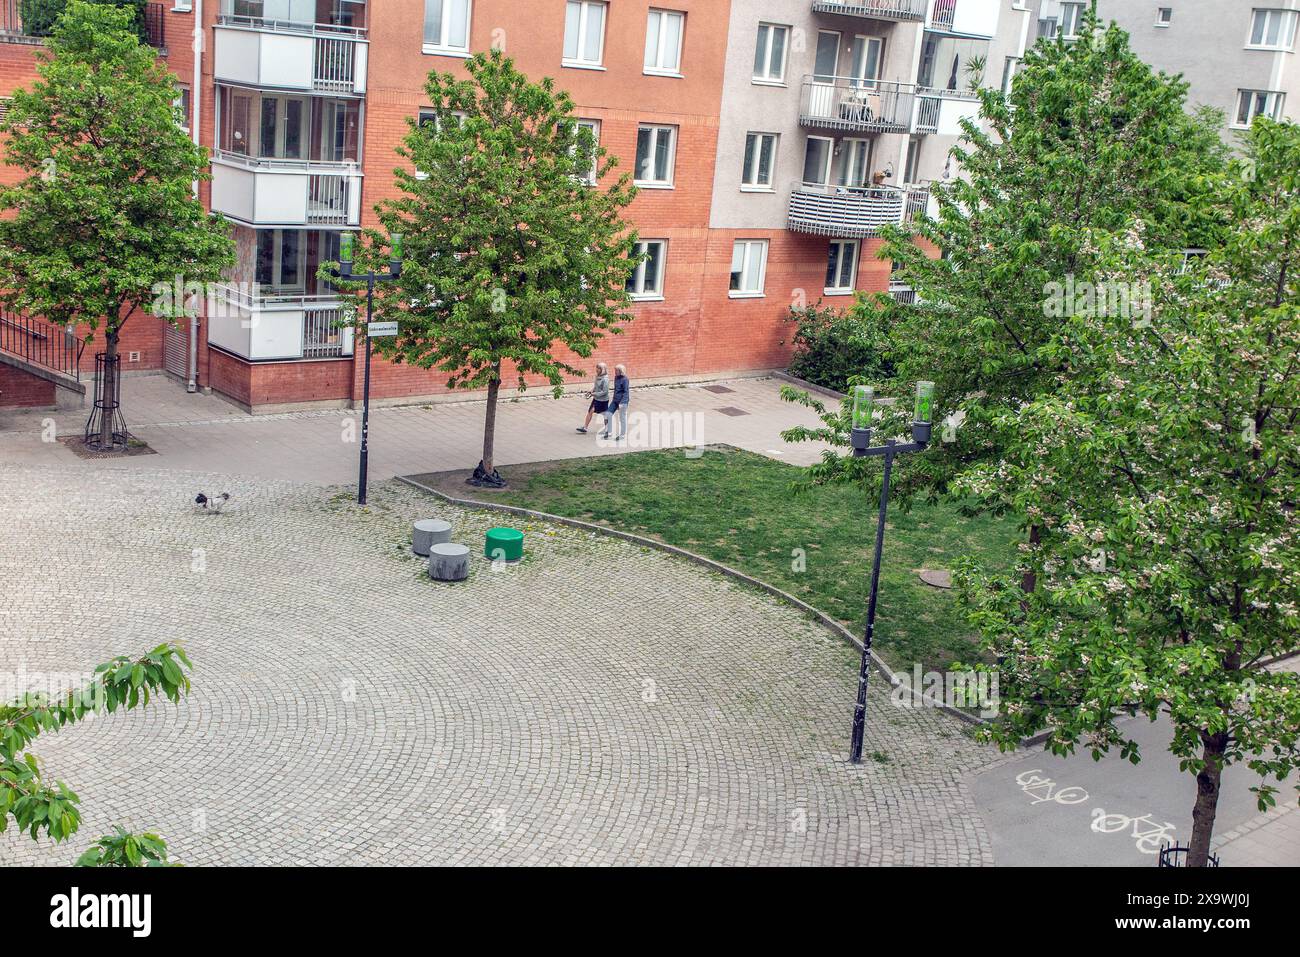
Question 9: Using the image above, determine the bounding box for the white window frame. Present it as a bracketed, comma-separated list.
[573, 118, 601, 185]
[564, 0, 608, 69]
[1059, 2, 1086, 38]
[1246, 8, 1299, 50]
[740, 132, 778, 191]
[175, 85, 192, 134]
[825, 240, 859, 295]
[628, 240, 667, 300]
[1233, 89, 1285, 128]
[644, 9, 685, 76]
[801, 135, 834, 188]
[752, 22, 790, 85]
[423, 0, 472, 56]
[729, 240, 768, 299]
[1155, 7, 1172, 27]
[635, 124, 677, 187]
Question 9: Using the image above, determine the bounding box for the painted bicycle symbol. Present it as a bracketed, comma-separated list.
[1090, 809, 1177, 854]
[1015, 769, 1090, 806]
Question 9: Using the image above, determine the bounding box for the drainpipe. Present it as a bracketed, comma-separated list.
[188, 0, 204, 393]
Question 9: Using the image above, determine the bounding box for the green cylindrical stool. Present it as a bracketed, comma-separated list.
[485, 527, 524, 563]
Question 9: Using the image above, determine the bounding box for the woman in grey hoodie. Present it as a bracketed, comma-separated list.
[576, 363, 612, 435]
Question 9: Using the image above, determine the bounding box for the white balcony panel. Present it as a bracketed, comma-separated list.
[947, 0, 1000, 38]
[214, 25, 367, 92]
[208, 305, 255, 359]
[937, 95, 980, 136]
[212, 161, 362, 227]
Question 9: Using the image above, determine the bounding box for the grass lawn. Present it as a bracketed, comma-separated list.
[425, 446, 1019, 673]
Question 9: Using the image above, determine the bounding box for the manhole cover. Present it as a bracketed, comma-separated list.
[716, 407, 750, 417]
[918, 569, 952, 589]
[702, 384, 735, 394]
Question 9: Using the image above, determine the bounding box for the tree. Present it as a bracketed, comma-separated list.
[785, 11, 1228, 517]
[344, 50, 638, 487]
[19, 0, 147, 39]
[956, 119, 1300, 866]
[0, 1, 233, 449]
[76, 826, 179, 867]
[1, 644, 192, 860]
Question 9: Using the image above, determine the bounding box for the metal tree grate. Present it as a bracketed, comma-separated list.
[84, 352, 128, 452]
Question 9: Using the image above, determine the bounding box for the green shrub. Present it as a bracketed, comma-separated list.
[783, 301, 895, 394]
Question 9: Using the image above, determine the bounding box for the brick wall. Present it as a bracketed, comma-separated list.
[0, 361, 55, 408]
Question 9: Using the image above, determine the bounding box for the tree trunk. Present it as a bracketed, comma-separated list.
[1188, 731, 1228, 866]
[481, 372, 501, 475]
[99, 327, 120, 449]
[1020, 524, 1042, 597]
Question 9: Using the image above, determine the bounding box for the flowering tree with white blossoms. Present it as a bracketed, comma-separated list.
[956, 119, 1300, 866]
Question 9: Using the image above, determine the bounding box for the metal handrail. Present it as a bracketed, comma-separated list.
[211, 284, 342, 309]
[216, 14, 367, 40]
[0, 310, 84, 382]
[213, 150, 362, 173]
[811, 0, 927, 21]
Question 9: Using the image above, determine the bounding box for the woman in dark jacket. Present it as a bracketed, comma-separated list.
[610, 365, 630, 441]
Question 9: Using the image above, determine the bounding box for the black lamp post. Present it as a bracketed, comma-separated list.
[847, 380, 934, 764]
[335, 231, 403, 506]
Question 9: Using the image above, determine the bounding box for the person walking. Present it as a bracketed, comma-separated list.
[610, 365, 630, 441]
[577, 363, 611, 436]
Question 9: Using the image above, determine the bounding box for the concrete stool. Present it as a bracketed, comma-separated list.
[485, 527, 524, 563]
[428, 543, 470, 582]
[412, 519, 453, 556]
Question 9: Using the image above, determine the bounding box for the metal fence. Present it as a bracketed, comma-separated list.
[0, 310, 84, 381]
[314, 35, 359, 92]
[800, 77, 917, 134]
[810, 0, 927, 21]
[302, 306, 349, 359]
[2, 1, 166, 48]
[931, 0, 958, 31]
[1157, 841, 1220, 867]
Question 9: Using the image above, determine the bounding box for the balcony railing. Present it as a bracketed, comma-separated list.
[208, 285, 354, 361]
[2, 1, 166, 49]
[799, 77, 917, 133]
[788, 185, 909, 238]
[930, 0, 957, 31]
[0, 310, 84, 381]
[214, 19, 368, 94]
[811, 0, 927, 22]
[889, 281, 919, 305]
[211, 155, 363, 227]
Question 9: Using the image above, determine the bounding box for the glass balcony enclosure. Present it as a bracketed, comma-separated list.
[221, 0, 368, 32]
[916, 32, 990, 91]
[217, 88, 361, 165]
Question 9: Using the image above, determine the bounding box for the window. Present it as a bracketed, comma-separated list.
[752, 22, 789, 83]
[573, 119, 601, 184]
[627, 240, 666, 299]
[645, 9, 684, 75]
[424, 0, 471, 54]
[1248, 9, 1298, 49]
[825, 241, 859, 294]
[1155, 7, 1172, 26]
[801, 136, 833, 187]
[1060, 2, 1085, 37]
[1000, 56, 1020, 95]
[256, 229, 306, 292]
[1234, 89, 1285, 127]
[175, 85, 192, 133]
[741, 132, 777, 190]
[729, 240, 768, 297]
[836, 139, 871, 189]
[564, 0, 606, 67]
[635, 124, 676, 186]
[1037, 17, 1058, 39]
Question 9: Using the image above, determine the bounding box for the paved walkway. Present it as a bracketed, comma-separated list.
[0, 465, 995, 866]
[0, 372, 832, 484]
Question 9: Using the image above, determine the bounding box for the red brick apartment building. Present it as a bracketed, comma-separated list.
[1, 0, 1020, 412]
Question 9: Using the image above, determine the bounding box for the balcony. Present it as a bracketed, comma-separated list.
[208, 286, 353, 362]
[788, 185, 911, 238]
[3, 1, 166, 49]
[926, 0, 1001, 38]
[799, 77, 917, 134]
[214, 18, 368, 95]
[211, 155, 363, 228]
[811, 0, 927, 21]
[913, 89, 981, 135]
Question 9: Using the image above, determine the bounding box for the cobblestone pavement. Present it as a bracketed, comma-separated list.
[0, 464, 998, 866]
